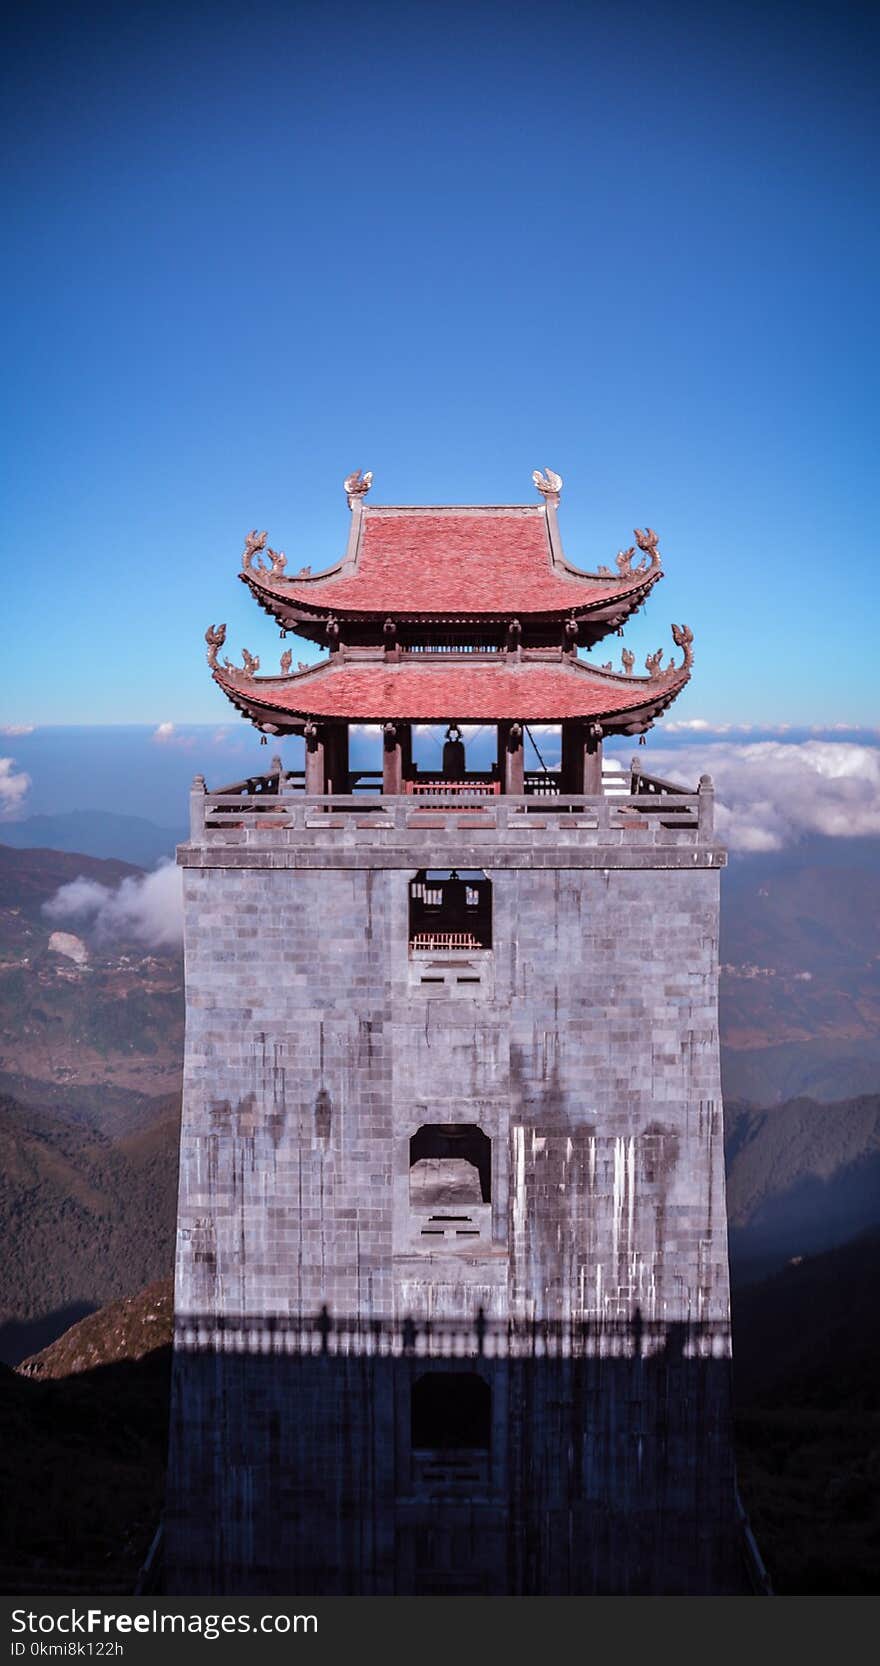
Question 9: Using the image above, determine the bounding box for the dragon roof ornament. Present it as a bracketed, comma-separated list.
[344, 469, 373, 507]
[532, 467, 563, 503]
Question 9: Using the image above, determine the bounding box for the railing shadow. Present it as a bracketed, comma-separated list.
[165, 1308, 755, 1597]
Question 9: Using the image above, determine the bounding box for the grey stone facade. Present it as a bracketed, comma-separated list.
[166, 795, 747, 1594]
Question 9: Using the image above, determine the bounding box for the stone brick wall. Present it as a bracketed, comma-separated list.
[166, 823, 745, 1594]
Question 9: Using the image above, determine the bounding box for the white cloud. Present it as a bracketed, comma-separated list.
[0, 724, 35, 736]
[152, 721, 195, 751]
[43, 860, 183, 948]
[0, 757, 30, 815]
[644, 739, 880, 851]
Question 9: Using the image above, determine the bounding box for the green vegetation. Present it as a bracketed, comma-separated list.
[0, 1093, 180, 1363]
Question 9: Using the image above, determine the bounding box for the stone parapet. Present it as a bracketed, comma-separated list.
[180, 787, 724, 872]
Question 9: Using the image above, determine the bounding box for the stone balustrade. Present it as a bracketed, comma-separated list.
[184, 779, 720, 867]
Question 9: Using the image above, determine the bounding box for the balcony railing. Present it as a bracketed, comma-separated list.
[189, 784, 716, 844]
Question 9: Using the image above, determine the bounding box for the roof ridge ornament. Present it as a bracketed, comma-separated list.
[616, 532, 661, 578]
[671, 622, 694, 670]
[241, 530, 268, 571]
[344, 469, 373, 507]
[645, 623, 694, 680]
[634, 527, 660, 562]
[205, 623, 226, 669]
[532, 467, 563, 504]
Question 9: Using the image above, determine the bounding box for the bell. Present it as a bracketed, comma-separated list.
[260, 734, 268, 746]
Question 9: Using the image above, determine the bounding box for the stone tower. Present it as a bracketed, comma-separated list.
[166, 470, 751, 1594]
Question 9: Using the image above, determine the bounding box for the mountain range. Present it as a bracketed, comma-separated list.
[0, 841, 183, 1094]
[725, 1093, 880, 1283]
[0, 812, 186, 870]
[0, 1090, 180, 1364]
[719, 835, 880, 1101]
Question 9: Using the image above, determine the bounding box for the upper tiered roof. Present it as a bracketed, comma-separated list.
[239, 469, 662, 643]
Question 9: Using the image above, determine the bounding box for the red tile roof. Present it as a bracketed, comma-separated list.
[245, 506, 660, 619]
[213, 653, 690, 728]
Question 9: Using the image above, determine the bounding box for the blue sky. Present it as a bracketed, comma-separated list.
[3, 0, 878, 727]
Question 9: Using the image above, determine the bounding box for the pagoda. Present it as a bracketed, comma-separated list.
[164, 470, 758, 1597]
[206, 467, 694, 792]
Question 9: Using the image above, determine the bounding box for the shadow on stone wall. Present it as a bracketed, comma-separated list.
[165, 1311, 753, 1596]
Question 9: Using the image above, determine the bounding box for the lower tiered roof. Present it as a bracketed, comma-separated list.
[210, 637, 693, 736]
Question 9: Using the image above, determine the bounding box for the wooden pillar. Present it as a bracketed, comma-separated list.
[499, 721, 524, 795]
[383, 723, 403, 795]
[561, 722, 603, 794]
[584, 725, 603, 796]
[304, 724, 325, 794]
[323, 723, 349, 795]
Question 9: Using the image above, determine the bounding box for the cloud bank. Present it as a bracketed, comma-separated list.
[0, 757, 30, 815]
[43, 860, 183, 947]
[644, 739, 880, 851]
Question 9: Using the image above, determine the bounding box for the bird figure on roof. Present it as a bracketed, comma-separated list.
[621, 647, 635, 676]
[205, 623, 226, 669]
[280, 648, 292, 674]
[532, 467, 563, 500]
[671, 622, 694, 669]
[242, 530, 268, 570]
[268, 548, 287, 577]
[616, 547, 636, 577]
[645, 647, 664, 678]
[241, 648, 260, 677]
[344, 469, 373, 503]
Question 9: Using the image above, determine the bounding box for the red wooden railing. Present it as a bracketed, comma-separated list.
[410, 932, 484, 951]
